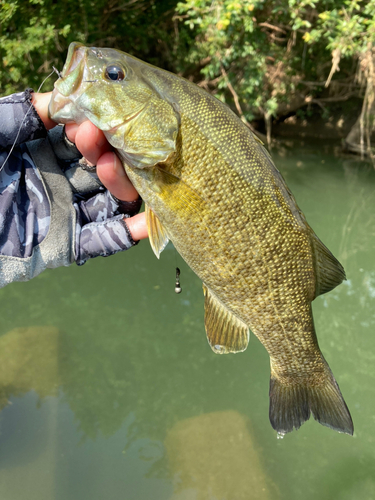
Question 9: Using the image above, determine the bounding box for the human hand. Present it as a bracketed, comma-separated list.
[64, 121, 147, 241]
[32, 91, 147, 241]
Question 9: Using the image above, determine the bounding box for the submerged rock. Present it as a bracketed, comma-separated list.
[165, 410, 277, 500]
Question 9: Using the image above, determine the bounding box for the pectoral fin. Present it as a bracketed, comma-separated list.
[145, 204, 169, 258]
[203, 285, 249, 354]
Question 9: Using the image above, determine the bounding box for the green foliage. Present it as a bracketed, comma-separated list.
[1, 0, 374, 138]
[0, 0, 68, 93]
[306, 0, 375, 54]
[0, 0, 179, 94]
[175, 0, 375, 127]
[175, 0, 280, 120]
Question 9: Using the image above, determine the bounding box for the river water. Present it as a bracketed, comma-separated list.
[0, 140, 374, 500]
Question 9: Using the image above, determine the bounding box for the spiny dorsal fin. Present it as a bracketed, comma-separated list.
[311, 233, 346, 298]
[145, 204, 169, 259]
[203, 284, 249, 354]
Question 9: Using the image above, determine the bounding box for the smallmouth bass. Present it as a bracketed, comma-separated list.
[49, 43, 353, 435]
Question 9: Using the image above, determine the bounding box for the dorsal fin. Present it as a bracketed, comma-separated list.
[145, 204, 169, 258]
[203, 284, 249, 354]
[311, 233, 346, 297]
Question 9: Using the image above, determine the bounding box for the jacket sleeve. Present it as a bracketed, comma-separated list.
[0, 91, 57, 261]
[73, 191, 142, 265]
[0, 89, 47, 149]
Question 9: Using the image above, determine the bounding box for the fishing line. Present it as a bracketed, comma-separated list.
[0, 68, 56, 172]
[52, 66, 62, 78]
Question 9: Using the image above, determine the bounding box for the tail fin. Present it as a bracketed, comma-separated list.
[269, 363, 353, 435]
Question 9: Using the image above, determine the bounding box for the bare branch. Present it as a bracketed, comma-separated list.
[325, 48, 341, 87]
[258, 22, 287, 34]
[220, 63, 267, 143]
[312, 91, 357, 103]
[300, 80, 358, 88]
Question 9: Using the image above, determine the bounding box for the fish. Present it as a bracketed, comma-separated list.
[49, 42, 353, 436]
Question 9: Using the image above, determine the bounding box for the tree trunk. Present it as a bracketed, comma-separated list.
[344, 49, 375, 158]
[344, 106, 375, 157]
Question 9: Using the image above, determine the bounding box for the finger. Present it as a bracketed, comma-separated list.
[73, 121, 111, 165]
[126, 212, 148, 241]
[96, 152, 139, 202]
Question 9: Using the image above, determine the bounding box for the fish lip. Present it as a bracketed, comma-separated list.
[55, 44, 87, 97]
[62, 42, 86, 81]
[49, 43, 91, 122]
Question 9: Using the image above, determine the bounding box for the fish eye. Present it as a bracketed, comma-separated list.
[105, 65, 125, 81]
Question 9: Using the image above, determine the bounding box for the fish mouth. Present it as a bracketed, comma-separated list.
[48, 42, 90, 123]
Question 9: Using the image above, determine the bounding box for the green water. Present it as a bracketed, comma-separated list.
[0, 141, 374, 500]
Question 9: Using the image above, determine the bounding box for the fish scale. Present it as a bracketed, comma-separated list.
[49, 42, 353, 435]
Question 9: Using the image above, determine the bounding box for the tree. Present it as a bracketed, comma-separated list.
[175, 0, 375, 152]
[309, 0, 375, 156]
[0, 0, 179, 94]
[1, 0, 374, 153]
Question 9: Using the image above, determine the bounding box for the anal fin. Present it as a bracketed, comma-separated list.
[203, 284, 249, 354]
[145, 204, 169, 258]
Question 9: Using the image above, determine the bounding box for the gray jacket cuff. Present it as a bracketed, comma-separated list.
[76, 215, 138, 266]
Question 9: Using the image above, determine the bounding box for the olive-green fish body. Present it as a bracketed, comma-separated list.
[49, 43, 353, 435]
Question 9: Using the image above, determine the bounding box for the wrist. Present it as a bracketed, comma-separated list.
[125, 213, 148, 241]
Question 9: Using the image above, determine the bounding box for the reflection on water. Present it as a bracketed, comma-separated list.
[0, 141, 374, 499]
[165, 410, 276, 500]
[0, 326, 59, 410]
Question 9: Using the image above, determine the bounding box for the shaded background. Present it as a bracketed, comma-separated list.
[1, 0, 375, 150]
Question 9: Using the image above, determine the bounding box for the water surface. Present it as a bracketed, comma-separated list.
[0, 141, 374, 500]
